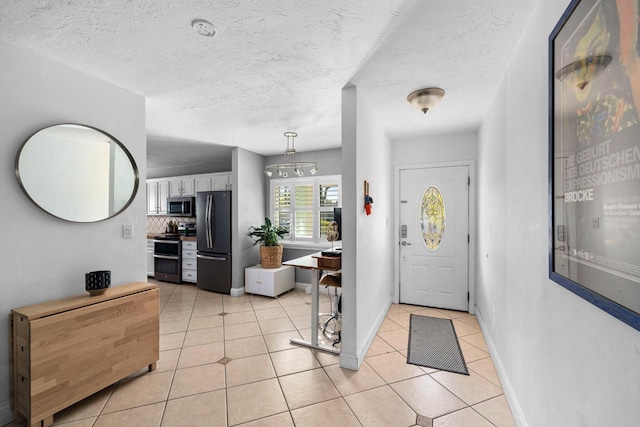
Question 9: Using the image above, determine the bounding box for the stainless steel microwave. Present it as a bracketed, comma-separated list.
[167, 197, 195, 217]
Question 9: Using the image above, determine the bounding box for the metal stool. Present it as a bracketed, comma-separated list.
[319, 272, 341, 339]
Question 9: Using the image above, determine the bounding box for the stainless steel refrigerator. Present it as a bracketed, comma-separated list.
[196, 191, 232, 294]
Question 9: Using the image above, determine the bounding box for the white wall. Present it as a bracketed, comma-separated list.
[148, 162, 232, 179]
[232, 147, 266, 292]
[392, 131, 478, 166]
[0, 40, 146, 424]
[477, 1, 640, 425]
[341, 86, 395, 369]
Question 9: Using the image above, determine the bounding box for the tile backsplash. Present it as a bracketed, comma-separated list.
[147, 215, 195, 233]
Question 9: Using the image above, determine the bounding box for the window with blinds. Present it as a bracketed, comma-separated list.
[272, 185, 291, 230]
[319, 182, 339, 238]
[270, 175, 341, 244]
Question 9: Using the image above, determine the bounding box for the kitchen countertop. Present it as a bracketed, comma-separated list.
[147, 233, 197, 242]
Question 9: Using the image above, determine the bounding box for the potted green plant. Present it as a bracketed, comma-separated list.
[248, 217, 289, 268]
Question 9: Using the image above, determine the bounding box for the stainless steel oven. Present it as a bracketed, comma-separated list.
[153, 236, 181, 283]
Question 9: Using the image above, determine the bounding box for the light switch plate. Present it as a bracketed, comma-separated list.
[122, 224, 134, 239]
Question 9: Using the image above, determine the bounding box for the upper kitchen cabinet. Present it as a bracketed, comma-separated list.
[169, 178, 195, 197]
[194, 172, 233, 192]
[147, 173, 232, 215]
[147, 180, 168, 215]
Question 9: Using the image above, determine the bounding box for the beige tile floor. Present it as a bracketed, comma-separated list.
[5, 279, 515, 427]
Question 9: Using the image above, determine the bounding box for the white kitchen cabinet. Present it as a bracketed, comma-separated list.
[147, 173, 231, 215]
[169, 178, 195, 197]
[182, 240, 197, 283]
[195, 177, 212, 193]
[245, 265, 294, 297]
[194, 173, 232, 193]
[147, 239, 155, 277]
[212, 174, 231, 191]
[147, 180, 169, 215]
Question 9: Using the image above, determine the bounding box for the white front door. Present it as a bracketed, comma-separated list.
[399, 166, 469, 311]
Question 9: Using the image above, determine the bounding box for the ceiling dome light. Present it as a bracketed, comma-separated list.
[407, 87, 445, 114]
[191, 19, 217, 37]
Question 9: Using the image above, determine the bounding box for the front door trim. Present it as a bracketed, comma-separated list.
[394, 160, 476, 314]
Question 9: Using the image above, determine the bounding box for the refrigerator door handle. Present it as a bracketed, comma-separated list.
[206, 195, 212, 249]
[197, 254, 227, 261]
[210, 196, 216, 248]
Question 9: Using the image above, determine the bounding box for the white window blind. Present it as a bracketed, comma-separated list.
[270, 175, 341, 244]
[272, 185, 291, 232]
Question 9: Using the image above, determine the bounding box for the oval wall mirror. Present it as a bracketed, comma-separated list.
[15, 124, 139, 222]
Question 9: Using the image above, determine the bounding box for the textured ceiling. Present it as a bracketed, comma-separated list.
[0, 0, 539, 169]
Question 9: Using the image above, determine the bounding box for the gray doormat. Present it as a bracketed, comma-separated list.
[407, 314, 469, 375]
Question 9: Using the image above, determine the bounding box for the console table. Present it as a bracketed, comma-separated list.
[10, 282, 159, 427]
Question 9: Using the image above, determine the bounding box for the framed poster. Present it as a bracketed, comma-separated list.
[549, 0, 640, 331]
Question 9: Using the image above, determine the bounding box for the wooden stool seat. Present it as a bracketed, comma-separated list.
[319, 272, 341, 340]
[320, 272, 341, 287]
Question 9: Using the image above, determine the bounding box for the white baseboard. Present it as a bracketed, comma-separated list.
[0, 401, 12, 426]
[294, 281, 311, 293]
[340, 295, 392, 371]
[340, 350, 359, 370]
[475, 306, 528, 427]
[230, 287, 245, 297]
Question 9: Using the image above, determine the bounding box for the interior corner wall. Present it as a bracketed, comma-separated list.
[0, 40, 146, 424]
[477, 1, 640, 426]
[232, 147, 265, 290]
[340, 85, 395, 370]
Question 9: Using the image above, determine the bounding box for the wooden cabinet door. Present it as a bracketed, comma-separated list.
[169, 179, 195, 196]
[158, 181, 168, 214]
[245, 268, 260, 294]
[147, 182, 158, 214]
[169, 180, 182, 197]
[195, 177, 212, 193]
[212, 175, 229, 191]
[259, 270, 276, 297]
[181, 179, 195, 196]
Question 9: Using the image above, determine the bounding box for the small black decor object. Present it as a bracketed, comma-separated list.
[85, 270, 111, 296]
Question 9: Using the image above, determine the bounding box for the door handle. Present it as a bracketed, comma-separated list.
[401, 241, 412, 246]
[153, 254, 180, 260]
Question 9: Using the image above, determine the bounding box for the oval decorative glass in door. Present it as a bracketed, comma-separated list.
[420, 186, 446, 250]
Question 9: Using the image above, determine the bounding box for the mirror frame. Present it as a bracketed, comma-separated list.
[15, 123, 140, 223]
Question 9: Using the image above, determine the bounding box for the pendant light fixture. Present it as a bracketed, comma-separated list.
[264, 132, 318, 177]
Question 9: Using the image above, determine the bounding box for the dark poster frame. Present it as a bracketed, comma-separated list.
[549, 0, 640, 331]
